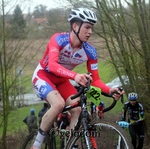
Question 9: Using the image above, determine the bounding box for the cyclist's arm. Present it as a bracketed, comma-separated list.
[138, 102, 145, 120]
[87, 59, 124, 99]
[87, 59, 110, 94]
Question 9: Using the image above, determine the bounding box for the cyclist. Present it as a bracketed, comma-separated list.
[122, 92, 145, 149]
[31, 7, 124, 149]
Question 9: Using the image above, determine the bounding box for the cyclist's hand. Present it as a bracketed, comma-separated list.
[109, 87, 125, 101]
[74, 73, 93, 87]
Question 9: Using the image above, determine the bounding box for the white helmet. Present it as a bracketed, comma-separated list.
[68, 8, 97, 25]
[128, 92, 138, 101]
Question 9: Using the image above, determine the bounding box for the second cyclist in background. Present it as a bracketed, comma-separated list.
[122, 92, 145, 149]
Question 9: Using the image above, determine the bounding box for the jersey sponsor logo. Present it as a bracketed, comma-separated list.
[84, 43, 97, 60]
[64, 50, 71, 55]
[74, 53, 82, 58]
[60, 50, 71, 58]
[91, 63, 98, 70]
[56, 34, 69, 47]
[57, 68, 74, 77]
[39, 85, 47, 95]
[50, 47, 59, 52]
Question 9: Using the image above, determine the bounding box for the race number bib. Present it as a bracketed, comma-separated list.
[86, 86, 101, 106]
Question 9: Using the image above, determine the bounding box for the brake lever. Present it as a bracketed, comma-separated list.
[84, 72, 92, 92]
[71, 72, 92, 99]
[112, 87, 123, 95]
[117, 87, 124, 104]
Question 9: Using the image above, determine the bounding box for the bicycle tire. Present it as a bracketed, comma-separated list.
[22, 130, 52, 149]
[66, 121, 132, 149]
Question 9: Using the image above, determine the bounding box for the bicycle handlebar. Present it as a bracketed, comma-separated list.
[71, 73, 124, 113]
[103, 87, 123, 112]
[103, 98, 117, 112]
[71, 73, 91, 99]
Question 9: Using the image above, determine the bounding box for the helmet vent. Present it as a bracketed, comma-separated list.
[87, 19, 96, 24]
[79, 14, 85, 19]
[83, 10, 89, 17]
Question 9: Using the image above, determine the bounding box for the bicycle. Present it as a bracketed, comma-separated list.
[22, 75, 132, 149]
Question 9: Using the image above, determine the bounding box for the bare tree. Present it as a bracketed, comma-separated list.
[0, 1, 42, 148]
[64, 0, 150, 141]
[94, 0, 150, 139]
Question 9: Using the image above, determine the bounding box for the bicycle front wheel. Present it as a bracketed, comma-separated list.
[66, 121, 132, 149]
[22, 130, 52, 149]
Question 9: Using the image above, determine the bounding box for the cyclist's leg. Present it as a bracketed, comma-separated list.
[57, 79, 81, 130]
[40, 91, 65, 131]
[129, 125, 137, 149]
[32, 91, 65, 149]
[32, 71, 66, 148]
[22, 130, 51, 149]
[137, 124, 145, 149]
[57, 80, 80, 148]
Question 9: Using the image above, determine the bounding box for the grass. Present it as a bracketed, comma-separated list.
[0, 60, 120, 136]
[0, 103, 44, 135]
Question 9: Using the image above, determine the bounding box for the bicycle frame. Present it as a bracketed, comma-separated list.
[59, 81, 95, 148]
[63, 77, 124, 149]
[62, 101, 81, 112]
[22, 74, 129, 149]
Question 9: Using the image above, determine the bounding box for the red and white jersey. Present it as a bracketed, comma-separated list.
[37, 32, 110, 94]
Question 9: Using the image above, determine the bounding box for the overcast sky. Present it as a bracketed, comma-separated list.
[3, 0, 146, 14]
[27, 0, 69, 9]
[2, 0, 70, 14]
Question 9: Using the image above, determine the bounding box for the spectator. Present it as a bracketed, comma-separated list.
[122, 92, 145, 149]
[38, 103, 49, 125]
[23, 108, 38, 133]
